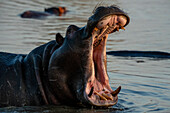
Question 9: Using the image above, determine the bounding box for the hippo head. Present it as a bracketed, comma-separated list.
[48, 5, 130, 107]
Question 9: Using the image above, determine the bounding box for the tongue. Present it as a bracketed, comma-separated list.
[93, 35, 109, 86]
[95, 51, 107, 85]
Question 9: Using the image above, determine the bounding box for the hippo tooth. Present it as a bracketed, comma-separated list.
[96, 25, 109, 40]
[94, 27, 99, 32]
[111, 86, 121, 97]
[94, 91, 107, 100]
[102, 93, 113, 100]
[116, 27, 119, 31]
[88, 87, 94, 97]
[121, 26, 125, 30]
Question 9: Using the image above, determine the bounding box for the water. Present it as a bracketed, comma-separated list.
[0, 0, 170, 112]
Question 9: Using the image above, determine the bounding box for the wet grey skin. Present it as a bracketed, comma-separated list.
[0, 5, 130, 107]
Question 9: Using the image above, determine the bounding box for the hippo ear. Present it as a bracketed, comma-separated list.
[55, 33, 64, 45]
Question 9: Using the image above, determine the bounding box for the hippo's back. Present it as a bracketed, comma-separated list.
[0, 52, 26, 75]
[0, 52, 26, 106]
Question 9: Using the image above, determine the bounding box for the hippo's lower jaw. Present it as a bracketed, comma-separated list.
[84, 14, 127, 107]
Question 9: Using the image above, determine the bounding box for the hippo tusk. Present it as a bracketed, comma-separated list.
[94, 27, 99, 32]
[121, 26, 125, 30]
[102, 93, 113, 100]
[94, 91, 107, 100]
[95, 25, 109, 41]
[111, 86, 121, 97]
[88, 87, 94, 97]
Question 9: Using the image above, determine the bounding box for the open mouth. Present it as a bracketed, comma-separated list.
[85, 15, 128, 107]
[93, 15, 126, 47]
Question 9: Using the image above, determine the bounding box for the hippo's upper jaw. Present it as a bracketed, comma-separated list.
[48, 5, 129, 107]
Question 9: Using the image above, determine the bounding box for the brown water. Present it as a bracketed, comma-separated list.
[0, 0, 170, 112]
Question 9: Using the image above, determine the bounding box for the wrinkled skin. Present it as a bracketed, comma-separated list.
[0, 5, 130, 107]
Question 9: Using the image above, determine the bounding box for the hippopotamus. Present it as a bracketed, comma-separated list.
[20, 7, 67, 19]
[20, 11, 51, 19]
[0, 5, 130, 107]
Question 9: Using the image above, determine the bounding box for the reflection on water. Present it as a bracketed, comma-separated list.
[0, 0, 170, 112]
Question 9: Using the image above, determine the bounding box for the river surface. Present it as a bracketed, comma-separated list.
[0, 0, 170, 113]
